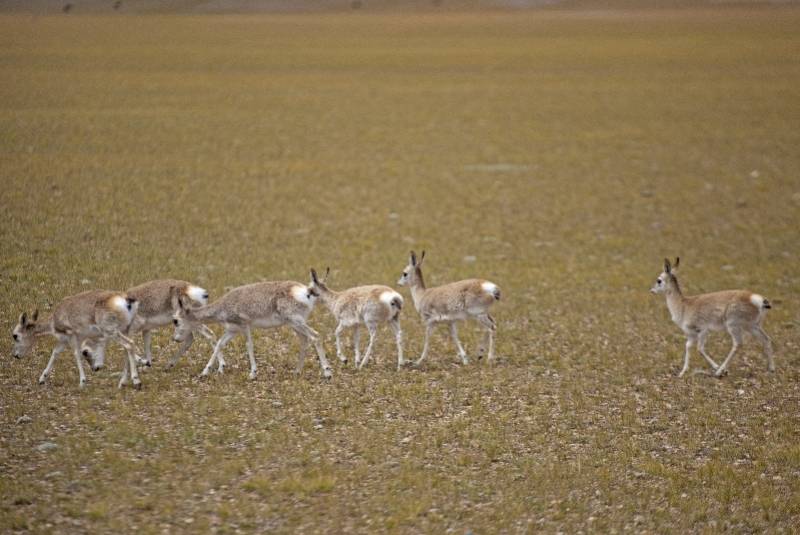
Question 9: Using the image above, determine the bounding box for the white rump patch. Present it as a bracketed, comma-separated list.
[291, 285, 313, 307]
[750, 294, 765, 308]
[481, 282, 498, 296]
[186, 285, 209, 305]
[380, 290, 403, 308]
[111, 296, 135, 321]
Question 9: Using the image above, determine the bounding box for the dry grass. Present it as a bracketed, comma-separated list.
[1, 6, 800, 533]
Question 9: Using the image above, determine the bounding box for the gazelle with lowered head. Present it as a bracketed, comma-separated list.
[651, 257, 774, 377]
[126, 279, 216, 368]
[309, 267, 404, 370]
[171, 280, 332, 379]
[398, 251, 500, 367]
[12, 290, 143, 389]
[85, 279, 219, 385]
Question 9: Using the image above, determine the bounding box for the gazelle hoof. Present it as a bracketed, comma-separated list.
[248, 372, 257, 381]
[714, 368, 728, 378]
[133, 382, 142, 390]
[322, 368, 333, 380]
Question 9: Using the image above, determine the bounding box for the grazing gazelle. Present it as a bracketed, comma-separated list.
[125, 279, 216, 368]
[12, 290, 143, 389]
[171, 280, 333, 380]
[651, 257, 774, 377]
[309, 267, 404, 370]
[84, 280, 217, 375]
[397, 251, 500, 367]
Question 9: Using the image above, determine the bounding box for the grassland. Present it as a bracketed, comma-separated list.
[1, 6, 800, 533]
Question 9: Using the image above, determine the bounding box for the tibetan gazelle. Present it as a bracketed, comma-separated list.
[651, 257, 774, 377]
[171, 280, 332, 379]
[309, 267, 404, 370]
[398, 251, 500, 367]
[12, 290, 142, 389]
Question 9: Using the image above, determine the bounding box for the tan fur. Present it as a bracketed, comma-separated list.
[12, 290, 143, 389]
[652, 258, 774, 377]
[310, 268, 404, 370]
[172, 281, 332, 379]
[398, 251, 500, 366]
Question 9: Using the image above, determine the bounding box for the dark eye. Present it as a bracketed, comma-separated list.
[657, 279, 663, 284]
[173, 319, 179, 326]
[12, 333, 18, 341]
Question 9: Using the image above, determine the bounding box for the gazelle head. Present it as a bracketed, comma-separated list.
[81, 338, 106, 371]
[11, 310, 39, 359]
[172, 294, 198, 343]
[308, 267, 330, 296]
[398, 250, 425, 287]
[651, 257, 680, 294]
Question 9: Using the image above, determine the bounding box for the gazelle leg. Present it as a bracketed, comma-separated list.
[167, 331, 194, 369]
[752, 326, 775, 372]
[291, 321, 332, 379]
[476, 314, 497, 361]
[68, 336, 87, 388]
[138, 330, 153, 367]
[39, 338, 67, 385]
[414, 323, 435, 367]
[196, 325, 224, 368]
[389, 318, 404, 370]
[293, 329, 309, 375]
[353, 325, 361, 368]
[716, 326, 743, 377]
[119, 352, 130, 388]
[245, 325, 257, 380]
[114, 331, 142, 389]
[334, 323, 348, 364]
[678, 335, 695, 377]
[449, 322, 468, 365]
[358, 323, 378, 370]
[202, 329, 235, 376]
[697, 330, 719, 371]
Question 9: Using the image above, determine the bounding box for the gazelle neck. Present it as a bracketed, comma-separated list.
[318, 287, 340, 311]
[191, 302, 222, 324]
[664, 281, 685, 325]
[33, 318, 54, 337]
[410, 269, 427, 310]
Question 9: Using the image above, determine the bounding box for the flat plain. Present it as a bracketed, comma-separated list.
[1, 6, 799, 533]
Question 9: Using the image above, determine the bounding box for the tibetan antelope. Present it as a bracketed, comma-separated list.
[651, 257, 774, 377]
[309, 267, 404, 370]
[12, 290, 142, 389]
[397, 251, 500, 367]
[171, 280, 332, 379]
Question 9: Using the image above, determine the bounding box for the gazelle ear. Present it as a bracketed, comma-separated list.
[674, 257, 680, 271]
[19, 312, 27, 327]
[410, 251, 417, 266]
[418, 250, 426, 267]
[664, 258, 672, 274]
[31, 309, 38, 322]
[310, 268, 319, 284]
[324, 267, 330, 282]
